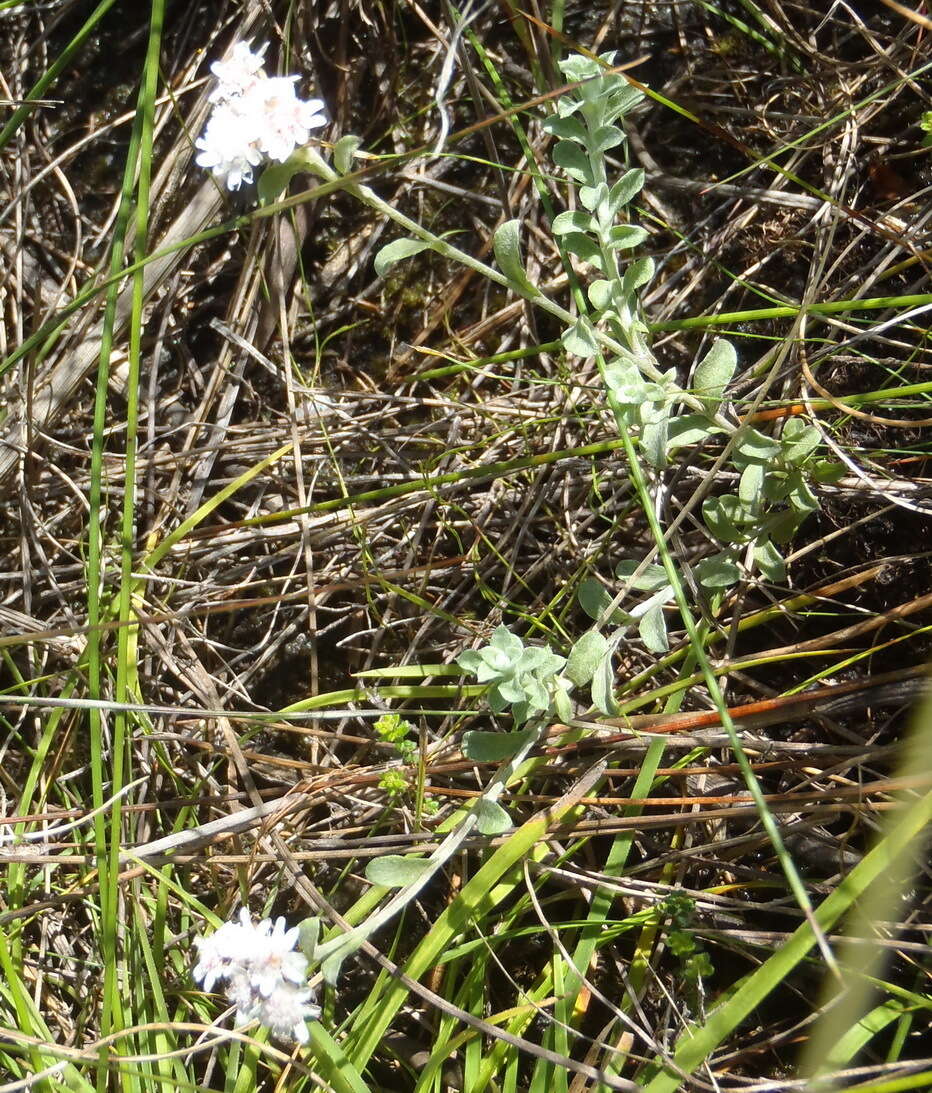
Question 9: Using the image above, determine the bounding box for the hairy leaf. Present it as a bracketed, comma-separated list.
[703, 495, 749, 543]
[781, 418, 821, 464]
[695, 553, 741, 589]
[553, 141, 594, 184]
[374, 238, 430, 277]
[563, 318, 599, 357]
[638, 603, 669, 653]
[553, 685, 573, 723]
[578, 578, 628, 625]
[608, 167, 645, 210]
[735, 426, 782, 464]
[493, 219, 539, 297]
[608, 224, 649, 250]
[579, 183, 608, 212]
[587, 278, 613, 310]
[641, 416, 669, 468]
[561, 231, 603, 268]
[566, 629, 609, 687]
[257, 157, 304, 206]
[474, 798, 513, 835]
[753, 537, 786, 582]
[333, 134, 362, 175]
[462, 729, 537, 762]
[622, 255, 655, 298]
[666, 413, 716, 452]
[693, 338, 737, 408]
[541, 114, 588, 143]
[739, 463, 764, 506]
[590, 649, 617, 716]
[365, 855, 433, 887]
[552, 209, 594, 235]
[593, 124, 627, 153]
[615, 560, 670, 592]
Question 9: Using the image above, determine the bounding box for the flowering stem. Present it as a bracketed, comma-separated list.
[299, 148, 731, 428]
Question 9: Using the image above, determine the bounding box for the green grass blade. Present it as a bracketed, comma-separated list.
[638, 785, 932, 1091]
[346, 772, 602, 1070]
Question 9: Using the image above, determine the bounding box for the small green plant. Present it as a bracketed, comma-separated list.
[537, 52, 842, 653]
[374, 713, 418, 796]
[274, 47, 851, 1001]
[378, 767, 409, 798]
[662, 892, 714, 987]
[702, 417, 844, 583]
[920, 110, 932, 148]
[456, 625, 573, 724]
[280, 52, 841, 721]
[541, 52, 737, 473]
[374, 712, 417, 761]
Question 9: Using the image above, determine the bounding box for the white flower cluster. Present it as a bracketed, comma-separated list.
[192, 908, 319, 1043]
[195, 41, 327, 191]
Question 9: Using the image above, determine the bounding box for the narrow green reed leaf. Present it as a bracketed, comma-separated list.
[836, 1071, 932, 1093]
[821, 1000, 912, 1072]
[105, 7, 166, 1080]
[348, 765, 606, 1070]
[798, 684, 932, 1088]
[639, 786, 932, 1092]
[306, 1022, 371, 1093]
[143, 443, 293, 572]
[0, 0, 119, 151]
[0, 923, 94, 1089]
[650, 293, 932, 333]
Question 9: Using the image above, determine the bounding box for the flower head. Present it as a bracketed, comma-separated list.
[209, 41, 267, 102]
[231, 978, 319, 1044]
[245, 915, 308, 995]
[197, 42, 327, 191]
[247, 77, 327, 163]
[194, 101, 264, 191]
[192, 909, 319, 1043]
[192, 906, 254, 990]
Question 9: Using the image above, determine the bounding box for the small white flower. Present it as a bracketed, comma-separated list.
[244, 915, 309, 996]
[192, 907, 253, 991]
[196, 42, 327, 192]
[192, 909, 318, 1044]
[245, 78, 327, 163]
[209, 41, 267, 103]
[253, 982, 319, 1043]
[225, 970, 263, 1023]
[194, 101, 263, 191]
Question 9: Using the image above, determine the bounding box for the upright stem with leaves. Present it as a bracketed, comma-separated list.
[273, 49, 847, 993]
